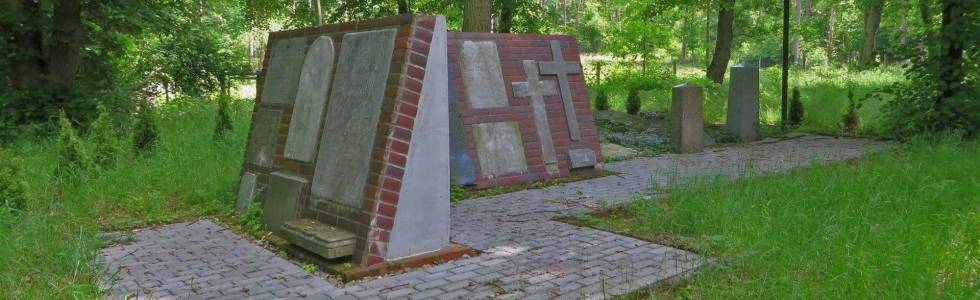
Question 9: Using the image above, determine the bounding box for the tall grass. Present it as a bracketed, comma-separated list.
[585, 59, 902, 135]
[0, 97, 252, 299]
[590, 139, 978, 298]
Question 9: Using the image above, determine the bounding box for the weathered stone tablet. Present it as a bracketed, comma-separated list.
[262, 171, 307, 234]
[235, 172, 258, 214]
[244, 109, 281, 167]
[460, 40, 509, 109]
[284, 36, 336, 162]
[311, 28, 396, 207]
[473, 122, 529, 177]
[727, 62, 760, 141]
[670, 83, 704, 153]
[260, 37, 307, 104]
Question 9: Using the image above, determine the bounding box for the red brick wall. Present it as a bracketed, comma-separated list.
[244, 14, 437, 267]
[447, 33, 603, 188]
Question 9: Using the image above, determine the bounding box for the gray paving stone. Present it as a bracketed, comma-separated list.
[99, 135, 891, 299]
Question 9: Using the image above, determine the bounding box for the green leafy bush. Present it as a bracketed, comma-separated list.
[55, 111, 94, 178]
[89, 103, 123, 168]
[0, 150, 28, 211]
[789, 87, 804, 127]
[593, 89, 610, 111]
[133, 100, 160, 153]
[842, 90, 860, 136]
[626, 88, 641, 115]
[213, 95, 234, 140]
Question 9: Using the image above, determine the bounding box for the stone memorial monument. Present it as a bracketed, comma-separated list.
[238, 15, 451, 268]
[236, 14, 605, 269]
[448, 34, 603, 188]
[670, 83, 704, 153]
[726, 62, 760, 141]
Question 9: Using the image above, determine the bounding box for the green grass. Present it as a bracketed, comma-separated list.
[577, 139, 979, 299]
[0, 96, 252, 299]
[585, 59, 902, 136]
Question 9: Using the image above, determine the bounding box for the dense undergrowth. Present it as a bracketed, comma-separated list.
[0, 97, 252, 299]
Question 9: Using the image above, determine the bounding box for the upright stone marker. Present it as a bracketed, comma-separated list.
[284, 36, 336, 162]
[235, 172, 258, 214]
[670, 83, 704, 153]
[726, 62, 760, 141]
[260, 37, 307, 104]
[473, 122, 528, 177]
[311, 29, 396, 207]
[245, 109, 281, 167]
[514, 60, 558, 173]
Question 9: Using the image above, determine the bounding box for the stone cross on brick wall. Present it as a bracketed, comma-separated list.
[538, 40, 584, 141]
[511, 61, 560, 174]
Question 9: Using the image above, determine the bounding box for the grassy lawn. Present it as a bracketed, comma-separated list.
[574, 139, 979, 299]
[0, 97, 252, 299]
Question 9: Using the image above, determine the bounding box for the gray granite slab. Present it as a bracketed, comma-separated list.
[473, 121, 528, 177]
[511, 79, 557, 98]
[262, 171, 308, 235]
[459, 40, 509, 109]
[726, 62, 760, 141]
[235, 172, 258, 214]
[260, 37, 308, 104]
[670, 83, 704, 153]
[311, 29, 396, 207]
[284, 36, 336, 162]
[245, 109, 282, 167]
[568, 148, 597, 169]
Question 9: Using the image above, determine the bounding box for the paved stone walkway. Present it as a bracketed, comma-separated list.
[99, 135, 891, 299]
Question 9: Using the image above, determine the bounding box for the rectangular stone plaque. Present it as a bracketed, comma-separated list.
[670, 83, 704, 153]
[260, 37, 308, 104]
[473, 122, 528, 177]
[568, 148, 597, 169]
[245, 109, 281, 167]
[311, 28, 397, 207]
[262, 171, 308, 235]
[726, 63, 760, 141]
[460, 40, 509, 109]
[284, 36, 336, 162]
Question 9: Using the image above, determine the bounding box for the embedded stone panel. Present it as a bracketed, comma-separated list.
[244, 109, 281, 168]
[473, 121, 528, 177]
[235, 172, 258, 214]
[284, 36, 336, 162]
[260, 37, 307, 104]
[262, 171, 308, 235]
[311, 28, 396, 208]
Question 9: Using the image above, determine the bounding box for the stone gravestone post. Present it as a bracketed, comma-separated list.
[670, 83, 704, 153]
[726, 62, 760, 141]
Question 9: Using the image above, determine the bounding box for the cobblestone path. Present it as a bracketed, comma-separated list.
[100, 134, 891, 299]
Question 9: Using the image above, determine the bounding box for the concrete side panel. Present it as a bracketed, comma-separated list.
[260, 37, 307, 104]
[311, 29, 397, 207]
[473, 122, 528, 177]
[386, 16, 451, 260]
[284, 36, 336, 162]
[459, 40, 509, 109]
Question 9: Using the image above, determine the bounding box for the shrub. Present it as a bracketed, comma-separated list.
[594, 89, 610, 111]
[789, 87, 804, 127]
[133, 100, 160, 153]
[0, 149, 28, 211]
[842, 90, 860, 136]
[89, 102, 123, 168]
[55, 111, 94, 178]
[626, 88, 641, 115]
[213, 95, 233, 140]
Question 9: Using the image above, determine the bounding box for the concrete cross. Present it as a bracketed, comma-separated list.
[511, 61, 559, 174]
[537, 40, 584, 141]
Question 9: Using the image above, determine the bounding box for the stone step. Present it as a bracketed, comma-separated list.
[280, 218, 356, 259]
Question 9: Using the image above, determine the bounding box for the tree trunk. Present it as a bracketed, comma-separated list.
[919, 0, 931, 26]
[938, 0, 964, 101]
[47, 0, 83, 93]
[704, 6, 711, 68]
[782, 0, 790, 127]
[793, 0, 802, 65]
[706, 0, 734, 84]
[463, 0, 492, 32]
[3, 0, 45, 90]
[499, 0, 514, 33]
[827, 4, 836, 62]
[397, 0, 409, 14]
[316, 0, 323, 25]
[859, 0, 885, 65]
